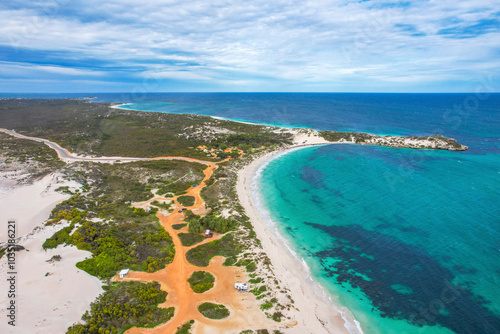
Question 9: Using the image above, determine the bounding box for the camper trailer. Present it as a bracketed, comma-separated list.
[234, 283, 248, 292]
[119, 269, 129, 278]
[205, 229, 213, 238]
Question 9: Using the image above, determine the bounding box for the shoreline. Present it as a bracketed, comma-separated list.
[236, 144, 363, 334]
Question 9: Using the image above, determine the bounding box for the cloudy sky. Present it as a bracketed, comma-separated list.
[0, 0, 499, 92]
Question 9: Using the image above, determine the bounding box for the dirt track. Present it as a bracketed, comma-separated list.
[119, 161, 275, 334]
[0, 128, 217, 165]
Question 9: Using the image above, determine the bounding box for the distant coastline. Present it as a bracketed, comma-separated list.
[115, 102, 469, 152]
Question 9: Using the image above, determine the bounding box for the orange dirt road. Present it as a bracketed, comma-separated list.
[118, 162, 275, 334]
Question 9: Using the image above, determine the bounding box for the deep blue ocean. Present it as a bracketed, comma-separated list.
[3, 93, 499, 334]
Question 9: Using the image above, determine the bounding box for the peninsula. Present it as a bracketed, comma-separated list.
[319, 130, 468, 151]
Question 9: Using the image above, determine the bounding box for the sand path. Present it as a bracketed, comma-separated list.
[0, 128, 216, 166]
[118, 161, 276, 334]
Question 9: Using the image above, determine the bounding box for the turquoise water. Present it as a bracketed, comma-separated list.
[258, 145, 500, 334]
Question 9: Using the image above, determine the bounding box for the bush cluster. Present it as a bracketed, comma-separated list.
[188, 212, 235, 234]
[197, 302, 229, 319]
[178, 233, 205, 247]
[186, 234, 241, 267]
[188, 271, 215, 293]
[67, 281, 174, 333]
[177, 195, 196, 206]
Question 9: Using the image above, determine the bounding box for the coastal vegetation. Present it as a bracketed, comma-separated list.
[187, 271, 215, 293]
[43, 216, 174, 279]
[186, 234, 242, 267]
[175, 320, 195, 334]
[150, 200, 172, 210]
[0, 99, 292, 158]
[187, 211, 236, 234]
[177, 195, 196, 206]
[212, 134, 286, 150]
[0, 132, 63, 167]
[172, 223, 187, 230]
[0, 132, 65, 184]
[41, 159, 206, 279]
[320, 131, 468, 151]
[178, 233, 205, 247]
[67, 281, 174, 333]
[197, 302, 230, 319]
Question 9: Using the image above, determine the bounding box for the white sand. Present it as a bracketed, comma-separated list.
[236, 145, 363, 334]
[0, 173, 80, 241]
[0, 175, 103, 334]
[287, 128, 330, 146]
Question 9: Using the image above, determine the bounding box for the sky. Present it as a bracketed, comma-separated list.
[0, 0, 499, 93]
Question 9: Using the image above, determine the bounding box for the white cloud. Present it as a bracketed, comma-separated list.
[0, 61, 105, 77]
[0, 0, 499, 91]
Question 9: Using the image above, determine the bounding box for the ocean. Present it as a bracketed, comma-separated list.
[3, 93, 499, 334]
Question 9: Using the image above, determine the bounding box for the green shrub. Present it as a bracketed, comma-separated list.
[250, 285, 267, 296]
[177, 195, 196, 206]
[204, 178, 215, 187]
[249, 277, 263, 284]
[186, 234, 241, 267]
[42, 224, 75, 249]
[151, 200, 172, 210]
[188, 219, 204, 233]
[66, 281, 174, 333]
[272, 312, 284, 322]
[172, 223, 187, 230]
[178, 233, 205, 247]
[260, 301, 273, 310]
[197, 302, 229, 319]
[246, 262, 257, 272]
[175, 320, 195, 334]
[223, 257, 237, 266]
[188, 271, 215, 293]
[187, 212, 235, 234]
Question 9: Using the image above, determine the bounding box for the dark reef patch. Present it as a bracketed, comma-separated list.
[375, 218, 430, 238]
[300, 166, 326, 189]
[306, 222, 500, 334]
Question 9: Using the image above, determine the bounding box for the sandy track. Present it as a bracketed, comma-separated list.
[0, 128, 215, 166]
[119, 162, 277, 334]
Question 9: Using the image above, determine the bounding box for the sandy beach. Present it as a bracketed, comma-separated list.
[236, 136, 363, 334]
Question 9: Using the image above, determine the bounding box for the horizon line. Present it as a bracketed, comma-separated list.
[1, 91, 499, 94]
